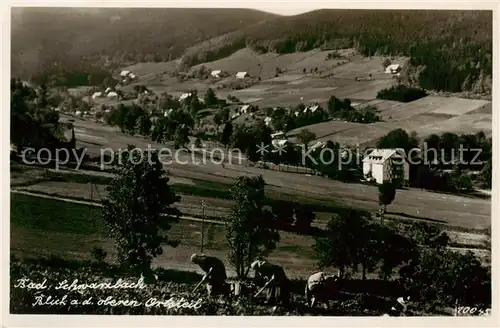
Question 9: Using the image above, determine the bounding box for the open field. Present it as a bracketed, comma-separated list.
[190, 48, 345, 79]
[287, 95, 492, 147]
[113, 49, 403, 108]
[120, 60, 179, 82]
[11, 160, 491, 235]
[10, 192, 489, 280]
[10, 193, 319, 279]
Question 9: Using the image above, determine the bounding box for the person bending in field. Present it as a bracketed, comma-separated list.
[305, 272, 339, 309]
[250, 259, 290, 306]
[190, 254, 230, 297]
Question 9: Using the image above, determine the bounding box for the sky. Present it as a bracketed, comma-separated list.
[9, 0, 487, 16]
[9, 0, 317, 15]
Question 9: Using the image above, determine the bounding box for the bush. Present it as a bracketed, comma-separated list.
[376, 85, 428, 103]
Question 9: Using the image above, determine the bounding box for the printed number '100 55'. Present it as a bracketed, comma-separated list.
[456, 306, 491, 316]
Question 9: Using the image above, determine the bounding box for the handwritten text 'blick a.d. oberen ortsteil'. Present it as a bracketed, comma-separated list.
[14, 277, 204, 310]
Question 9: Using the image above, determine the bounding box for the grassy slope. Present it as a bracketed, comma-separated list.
[10, 193, 319, 278]
[10, 163, 491, 233]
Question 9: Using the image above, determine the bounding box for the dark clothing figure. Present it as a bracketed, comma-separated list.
[251, 260, 290, 305]
[305, 272, 339, 309]
[191, 254, 229, 297]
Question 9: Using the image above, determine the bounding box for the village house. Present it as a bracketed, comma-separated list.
[211, 70, 222, 78]
[304, 104, 319, 113]
[236, 71, 249, 79]
[240, 104, 250, 114]
[164, 109, 174, 117]
[309, 141, 326, 151]
[104, 87, 112, 94]
[107, 91, 118, 99]
[385, 64, 401, 74]
[92, 92, 103, 100]
[362, 148, 409, 185]
[264, 116, 273, 127]
[271, 131, 286, 140]
[271, 131, 288, 148]
[120, 70, 130, 77]
[179, 93, 192, 101]
[272, 139, 288, 149]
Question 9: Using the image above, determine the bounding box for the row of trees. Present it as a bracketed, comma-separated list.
[327, 95, 381, 123]
[222, 123, 492, 193]
[10, 78, 69, 148]
[104, 88, 228, 148]
[30, 66, 116, 88]
[261, 96, 380, 134]
[377, 128, 492, 191]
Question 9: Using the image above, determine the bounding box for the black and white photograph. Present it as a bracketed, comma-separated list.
[5, 1, 497, 322]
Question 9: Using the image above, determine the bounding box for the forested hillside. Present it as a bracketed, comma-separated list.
[12, 8, 492, 93]
[184, 10, 492, 93]
[11, 8, 277, 82]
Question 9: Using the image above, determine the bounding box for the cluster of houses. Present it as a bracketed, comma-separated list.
[229, 102, 324, 127]
[178, 92, 205, 104]
[270, 131, 410, 185]
[119, 70, 137, 84]
[209, 69, 250, 79]
[294, 104, 319, 117]
[92, 87, 119, 101]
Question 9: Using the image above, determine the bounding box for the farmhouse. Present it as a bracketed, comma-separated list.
[304, 104, 319, 113]
[272, 139, 288, 148]
[362, 148, 409, 185]
[107, 91, 118, 99]
[129, 73, 137, 80]
[105, 87, 112, 94]
[385, 64, 401, 74]
[92, 92, 103, 100]
[271, 131, 285, 140]
[240, 104, 250, 114]
[309, 141, 326, 151]
[120, 70, 130, 77]
[211, 70, 222, 78]
[236, 71, 249, 79]
[179, 93, 192, 101]
[264, 116, 273, 127]
[271, 130, 288, 148]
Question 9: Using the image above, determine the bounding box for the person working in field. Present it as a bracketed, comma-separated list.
[389, 296, 410, 316]
[305, 271, 339, 309]
[250, 259, 290, 306]
[190, 254, 230, 297]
